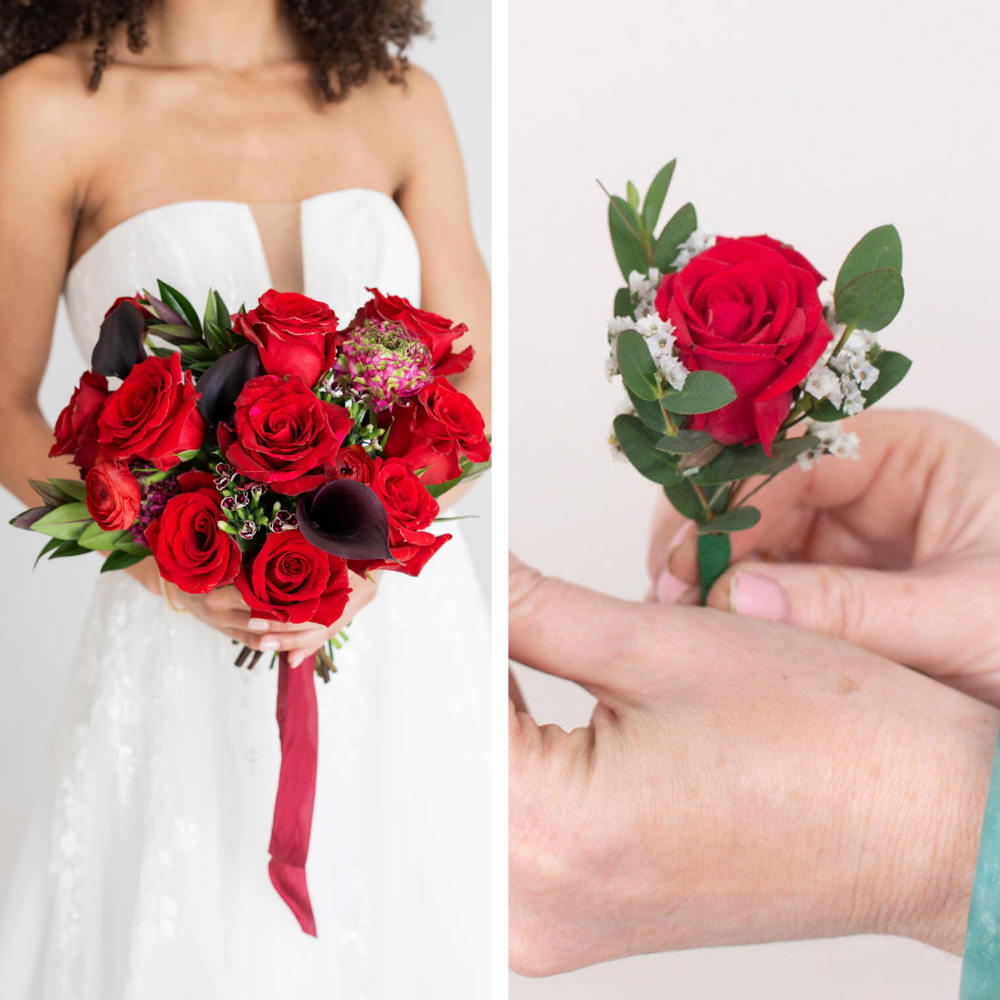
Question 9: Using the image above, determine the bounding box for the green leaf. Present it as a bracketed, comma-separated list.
[141, 469, 175, 485]
[148, 323, 203, 345]
[833, 269, 904, 332]
[693, 436, 818, 485]
[808, 399, 845, 422]
[176, 448, 201, 463]
[77, 523, 128, 550]
[29, 502, 92, 540]
[864, 350, 912, 407]
[613, 414, 683, 485]
[424, 456, 493, 498]
[33, 536, 62, 568]
[835, 225, 902, 295]
[101, 549, 147, 573]
[48, 539, 90, 559]
[28, 479, 76, 506]
[651, 202, 697, 271]
[608, 196, 648, 281]
[641, 159, 676, 234]
[613, 287, 633, 319]
[626, 387, 667, 432]
[626, 180, 640, 211]
[662, 371, 736, 415]
[212, 291, 232, 331]
[46, 478, 87, 503]
[149, 346, 178, 359]
[663, 479, 704, 519]
[655, 429, 714, 453]
[616, 329, 659, 401]
[116, 542, 152, 557]
[157, 280, 202, 334]
[203, 319, 232, 356]
[697, 506, 762, 535]
[178, 343, 216, 363]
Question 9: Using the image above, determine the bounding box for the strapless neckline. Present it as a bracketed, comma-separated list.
[67, 187, 406, 281]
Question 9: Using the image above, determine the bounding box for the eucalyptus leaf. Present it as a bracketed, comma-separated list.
[613, 414, 683, 486]
[833, 269, 904, 332]
[652, 202, 697, 271]
[697, 506, 761, 534]
[608, 196, 648, 281]
[864, 350, 912, 407]
[655, 430, 714, 453]
[614, 287, 633, 319]
[641, 159, 676, 234]
[807, 399, 845, 422]
[835, 225, 902, 295]
[692, 436, 818, 485]
[626, 387, 667, 432]
[617, 329, 659, 401]
[157, 280, 202, 334]
[663, 478, 704, 519]
[101, 549, 147, 573]
[662, 370, 736, 415]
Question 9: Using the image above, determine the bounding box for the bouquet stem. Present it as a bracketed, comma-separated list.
[697, 531, 731, 605]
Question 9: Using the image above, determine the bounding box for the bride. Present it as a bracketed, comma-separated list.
[0, 1, 491, 997]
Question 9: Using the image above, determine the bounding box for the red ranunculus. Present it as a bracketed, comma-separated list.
[655, 234, 833, 453]
[84, 459, 141, 530]
[383, 377, 490, 484]
[352, 288, 473, 376]
[331, 444, 376, 484]
[235, 529, 350, 625]
[235, 289, 339, 387]
[97, 353, 206, 469]
[144, 479, 241, 594]
[50, 371, 110, 470]
[348, 457, 450, 577]
[217, 374, 352, 495]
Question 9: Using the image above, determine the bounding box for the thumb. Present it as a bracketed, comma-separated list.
[509, 551, 643, 689]
[708, 559, 979, 681]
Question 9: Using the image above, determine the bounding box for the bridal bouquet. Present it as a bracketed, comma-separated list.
[604, 159, 910, 600]
[11, 282, 489, 935]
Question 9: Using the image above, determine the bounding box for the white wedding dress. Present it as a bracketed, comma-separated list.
[0, 190, 490, 999]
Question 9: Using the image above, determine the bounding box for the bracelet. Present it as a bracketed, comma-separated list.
[960, 727, 1000, 999]
[159, 575, 189, 615]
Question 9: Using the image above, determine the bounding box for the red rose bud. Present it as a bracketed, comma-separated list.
[331, 444, 375, 484]
[217, 374, 352, 495]
[353, 288, 473, 377]
[234, 289, 339, 388]
[655, 235, 833, 454]
[97, 353, 206, 470]
[296, 479, 392, 561]
[383, 378, 490, 484]
[235, 529, 350, 626]
[49, 371, 109, 469]
[91, 300, 148, 379]
[84, 460, 142, 531]
[144, 491, 241, 594]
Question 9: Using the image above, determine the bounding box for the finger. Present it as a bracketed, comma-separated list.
[509, 551, 647, 688]
[288, 646, 321, 669]
[227, 626, 331, 653]
[708, 558, 992, 692]
[246, 617, 328, 634]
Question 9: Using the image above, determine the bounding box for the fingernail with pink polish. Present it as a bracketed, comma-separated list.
[731, 572, 789, 622]
[260, 637, 280, 652]
[248, 619, 270, 633]
[655, 569, 689, 604]
[665, 522, 692, 570]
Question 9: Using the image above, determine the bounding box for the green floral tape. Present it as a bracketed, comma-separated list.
[697, 531, 731, 606]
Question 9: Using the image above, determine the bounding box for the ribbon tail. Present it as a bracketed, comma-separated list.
[268, 651, 319, 937]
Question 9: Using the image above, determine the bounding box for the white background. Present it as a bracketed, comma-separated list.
[0, 0, 491, 906]
[510, 0, 1000, 996]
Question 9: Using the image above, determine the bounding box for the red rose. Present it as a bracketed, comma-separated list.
[84, 459, 141, 530]
[105, 294, 155, 322]
[97, 353, 206, 469]
[655, 234, 833, 453]
[144, 481, 241, 594]
[331, 444, 376, 484]
[348, 457, 450, 577]
[383, 378, 490, 484]
[352, 289, 473, 376]
[235, 529, 350, 625]
[235, 289, 339, 387]
[50, 371, 110, 469]
[217, 374, 353, 495]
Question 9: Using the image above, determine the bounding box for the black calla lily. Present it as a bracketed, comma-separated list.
[296, 479, 392, 561]
[196, 344, 261, 425]
[91, 301, 146, 378]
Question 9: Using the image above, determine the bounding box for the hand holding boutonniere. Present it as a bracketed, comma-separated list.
[603, 160, 911, 600]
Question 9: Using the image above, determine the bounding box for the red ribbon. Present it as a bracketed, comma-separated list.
[268, 652, 319, 936]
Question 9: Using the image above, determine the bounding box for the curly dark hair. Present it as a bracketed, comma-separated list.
[0, 0, 428, 100]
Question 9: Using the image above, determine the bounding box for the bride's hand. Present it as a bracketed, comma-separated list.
[163, 570, 382, 669]
[649, 409, 1000, 706]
